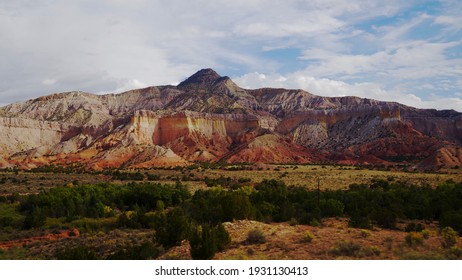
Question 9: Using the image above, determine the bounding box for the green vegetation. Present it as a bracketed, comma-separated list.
[441, 227, 459, 248]
[301, 230, 315, 243]
[405, 232, 424, 248]
[9, 178, 462, 235]
[0, 170, 461, 259]
[0, 203, 24, 230]
[189, 223, 231, 260]
[330, 241, 362, 257]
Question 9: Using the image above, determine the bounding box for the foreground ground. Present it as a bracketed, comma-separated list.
[1, 218, 460, 260]
[0, 164, 461, 260]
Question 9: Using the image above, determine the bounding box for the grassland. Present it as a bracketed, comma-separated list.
[1, 164, 460, 195]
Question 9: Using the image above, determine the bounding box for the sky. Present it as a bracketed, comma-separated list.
[1, 0, 461, 111]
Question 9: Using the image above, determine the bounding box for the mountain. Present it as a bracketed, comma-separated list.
[1, 68, 461, 170]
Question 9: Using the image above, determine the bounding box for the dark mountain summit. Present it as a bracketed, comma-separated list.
[178, 68, 227, 88]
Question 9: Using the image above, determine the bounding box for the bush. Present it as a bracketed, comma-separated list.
[330, 241, 361, 257]
[370, 246, 381, 257]
[360, 229, 371, 238]
[289, 218, 298, 226]
[421, 229, 432, 239]
[405, 232, 424, 248]
[441, 227, 459, 248]
[107, 242, 163, 260]
[246, 229, 266, 244]
[301, 230, 315, 243]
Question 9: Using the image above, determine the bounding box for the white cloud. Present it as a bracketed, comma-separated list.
[301, 40, 461, 79]
[0, 0, 460, 113]
[42, 79, 57, 85]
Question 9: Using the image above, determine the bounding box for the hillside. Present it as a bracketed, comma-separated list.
[1, 68, 461, 170]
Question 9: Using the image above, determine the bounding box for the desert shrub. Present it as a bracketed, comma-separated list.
[370, 246, 381, 256]
[56, 245, 98, 260]
[309, 218, 322, 227]
[289, 218, 298, 226]
[246, 229, 266, 244]
[301, 230, 315, 243]
[358, 246, 381, 257]
[421, 229, 432, 239]
[441, 226, 459, 248]
[405, 232, 424, 247]
[107, 242, 163, 260]
[360, 229, 371, 238]
[330, 241, 361, 257]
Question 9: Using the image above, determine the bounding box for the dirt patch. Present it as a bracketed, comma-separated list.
[172, 219, 457, 260]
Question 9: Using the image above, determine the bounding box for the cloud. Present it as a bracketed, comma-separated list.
[42, 79, 57, 86]
[300, 41, 461, 80]
[0, 0, 460, 113]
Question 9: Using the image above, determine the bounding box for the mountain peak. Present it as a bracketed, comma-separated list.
[177, 68, 223, 88]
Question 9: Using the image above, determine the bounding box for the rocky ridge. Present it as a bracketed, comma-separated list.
[0, 68, 461, 170]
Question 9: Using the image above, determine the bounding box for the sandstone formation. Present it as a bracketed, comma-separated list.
[0, 68, 461, 170]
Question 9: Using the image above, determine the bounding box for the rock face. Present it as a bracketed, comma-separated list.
[1, 68, 461, 170]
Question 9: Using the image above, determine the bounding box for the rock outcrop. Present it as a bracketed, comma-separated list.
[0, 68, 461, 170]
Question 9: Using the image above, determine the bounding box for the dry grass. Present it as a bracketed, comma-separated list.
[1, 165, 460, 196]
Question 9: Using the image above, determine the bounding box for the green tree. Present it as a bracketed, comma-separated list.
[22, 208, 46, 229]
[154, 208, 190, 248]
[189, 223, 231, 260]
